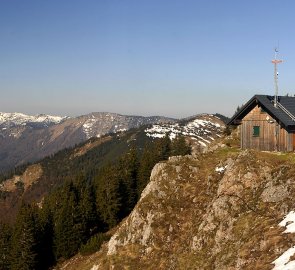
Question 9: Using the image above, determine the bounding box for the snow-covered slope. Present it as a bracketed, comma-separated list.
[0, 112, 67, 128]
[145, 114, 225, 148]
[79, 112, 174, 139]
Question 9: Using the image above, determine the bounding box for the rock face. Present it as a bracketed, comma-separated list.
[68, 145, 295, 270]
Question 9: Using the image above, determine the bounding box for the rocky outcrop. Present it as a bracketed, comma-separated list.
[0, 164, 42, 192]
[61, 143, 295, 269]
[107, 162, 168, 256]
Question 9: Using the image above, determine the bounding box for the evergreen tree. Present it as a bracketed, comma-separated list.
[0, 223, 12, 270]
[137, 143, 158, 196]
[234, 104, 244, 115]
[117, 147, 139, 217]
[79, 184, 99, 239]
[95, 166, 121, 228]
[171, 135, 191, 156]
[10, 204, 40, 270]
[54, 184, 84, 259]
[38, 202, 55, 269]
[156, 135, 171, 160]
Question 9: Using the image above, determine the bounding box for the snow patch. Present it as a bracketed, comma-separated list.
[146, 133, 166, 138]
[90, 265, 99, 270]
[272, 246, 295, 270]
[215, 166, 227, 173]
[117, 128, 127, 132]
[272, 211, 295, 269]
[82, 118, 97, 139]
[144, 115, 224, 143]
[0, 112, 67, 126]
[198, 141, 207, 147]
[279, 211, 295, 233]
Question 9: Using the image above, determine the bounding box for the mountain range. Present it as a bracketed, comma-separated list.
[0, 114, 225, 224]
[0, 112, 175, 173]
[7, 111, 290, 269]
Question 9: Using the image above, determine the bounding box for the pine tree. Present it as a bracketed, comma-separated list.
[117, 147, 139, 217]
[95, 166, 121, 228]
[137, 143, 157, 196]
[0, 223, 12, 270]
[171, 135, 191, 156]
[156, 135, 171, 160]
[38, 202, 55, 269]
[10, 204, 40, 270]
[54, 185, 84, 259]
[79, 184, 99, 239]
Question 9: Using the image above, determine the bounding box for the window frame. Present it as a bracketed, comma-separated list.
[253, 126, 260, 137]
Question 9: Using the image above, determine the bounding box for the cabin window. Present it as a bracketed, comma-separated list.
[253, 126, 260, 137]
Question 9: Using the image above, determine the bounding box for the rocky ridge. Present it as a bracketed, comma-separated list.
[59, 138, 295, 270]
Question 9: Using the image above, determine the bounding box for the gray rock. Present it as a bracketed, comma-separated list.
[261, 184, 289, 202]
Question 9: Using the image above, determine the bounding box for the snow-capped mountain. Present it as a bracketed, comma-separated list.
[0, 112, 175, 172]
[145, 114, 225, 148]
[0, 112, 67, 128]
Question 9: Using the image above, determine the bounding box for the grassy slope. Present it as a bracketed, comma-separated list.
[58, 135, 295, 270]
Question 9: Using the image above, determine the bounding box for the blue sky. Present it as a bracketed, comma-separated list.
[1, 0, 295, 118]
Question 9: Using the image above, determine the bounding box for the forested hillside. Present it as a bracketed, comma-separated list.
[0, 127, 191, 270]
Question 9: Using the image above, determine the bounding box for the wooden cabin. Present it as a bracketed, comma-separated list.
[228, 95, 295, 152]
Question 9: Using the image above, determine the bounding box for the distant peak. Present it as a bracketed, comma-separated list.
[0, 112, 68, 125]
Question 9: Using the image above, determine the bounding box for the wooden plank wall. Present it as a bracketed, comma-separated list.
[241, 105, 293, 151]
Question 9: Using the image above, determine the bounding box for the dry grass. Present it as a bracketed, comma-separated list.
[0, 164, 43, 192]
[71, 136, 112, 159]
[58, 144, 295, 270]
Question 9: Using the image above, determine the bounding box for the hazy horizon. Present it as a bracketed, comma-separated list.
[0, 109, 225, 120]
[1, 1, 295, 118]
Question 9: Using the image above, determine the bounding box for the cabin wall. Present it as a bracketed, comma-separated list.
[241, 105, 292, 151]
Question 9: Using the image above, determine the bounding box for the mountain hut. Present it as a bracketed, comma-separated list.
[228, 95, 295, 151]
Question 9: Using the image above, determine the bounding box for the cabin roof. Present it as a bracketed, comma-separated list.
[228, 95, 295, 128]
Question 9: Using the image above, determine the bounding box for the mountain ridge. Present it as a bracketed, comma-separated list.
[0, 111, 177, 173]
[0, 112, 68, 128]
